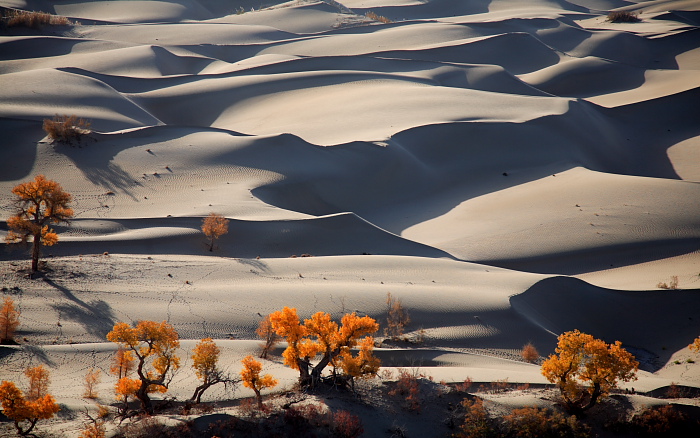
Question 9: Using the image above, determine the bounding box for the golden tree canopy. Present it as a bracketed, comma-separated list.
[541, 329, 638, 413]
[6, 175, 73, 272]
[201, 213, 229, 251]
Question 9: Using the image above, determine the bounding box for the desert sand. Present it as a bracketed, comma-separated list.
[0, 0, 699, 436]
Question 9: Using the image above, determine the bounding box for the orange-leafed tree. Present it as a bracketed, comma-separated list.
[110, 347, 137, 412]
[541, 330, 639, 414]
[83, 368, 101, 399]
[201, 213, 229, 252]
[106, 321, 180, 413]
[337, 336, 381, 392]
[5, 175, 73, 273]
[269, 307, 379, 389]
[190, 338, 238, 404]
[1, 297, 20, 344]
[24, 365, 50, 401]
[0, 366, 60, 436]
[257, 314, 279, 359]
[240, 355, 277, 409]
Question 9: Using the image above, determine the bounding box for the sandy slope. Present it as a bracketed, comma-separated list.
[1, 0, 699, 435]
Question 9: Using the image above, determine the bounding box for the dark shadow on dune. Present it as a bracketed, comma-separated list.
[347, 0, 491, 21]
[479, 238, 700, 276]
[511, 276, 700, 371]
[42, 277, 116, 339]
[0, 118, 40, 181]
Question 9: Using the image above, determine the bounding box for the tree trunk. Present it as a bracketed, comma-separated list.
[583, 383, 602, 412]
[136, 383, 153, 414]
[253, 387, 263, 409]
[31, 231, 41, 273]
[209, 236, 214, 251]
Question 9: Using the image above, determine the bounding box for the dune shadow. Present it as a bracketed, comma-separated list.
[510, 276, 700, 371]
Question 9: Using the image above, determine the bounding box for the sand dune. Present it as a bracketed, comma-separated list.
[1, 0, 699, 434]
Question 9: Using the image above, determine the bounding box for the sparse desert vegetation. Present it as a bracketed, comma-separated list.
[2, 9, 72, 28]
[42, 115, 91, 144]
[607, 10, 640, 22]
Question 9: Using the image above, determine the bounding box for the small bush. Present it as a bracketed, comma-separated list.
[43, 114, 91, 144]
[521, 342, 539, 363]
[365, 11, 393, 23]
[454, 397, 494, 438]
[503, 406, 591, 438]
[456, 377, 473, 393]
[332, 410, 364, 438]
[491, 378, 509, 393]
[657, 275, 679, 290]
[388, 368, 423, 412]
[4, 10, 71, 28]
[607, 10, 640, 22]
[630, 405, 688, 436]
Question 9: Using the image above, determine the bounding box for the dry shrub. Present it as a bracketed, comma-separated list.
[79, 419, 106, 438]
[521, 342, 539, 363]
[113, 416, 196, 438]
[385, 292, 410, 339]
[491, 378, 509, 393]
[365, 11, 393, 23]
[4, 10, 71, 28]
[657, 275, 679, 290]
[504, 406, 590, 438]
[607, 10, 639, 22]
[284, 403, 328, 432]
[630, 405, 690, 436]
[43, 114, 91, 144]
[388, 368, 423, 412]
[456, 377, 473, 392]
[331, 410, 364, 438]
[455, 397, 493, 438]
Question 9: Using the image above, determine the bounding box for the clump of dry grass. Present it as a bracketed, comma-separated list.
[3, 10, 72, 28]
[657, 275, 679, 290]
[365, 11, 393, 24]
[607, 10, 640, 23]
[43, 114, 91, 144]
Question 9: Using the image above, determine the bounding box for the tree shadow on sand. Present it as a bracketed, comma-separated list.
[42, 277, 116, 340]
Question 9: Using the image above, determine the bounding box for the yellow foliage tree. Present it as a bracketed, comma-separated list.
[541, 330, 639, 413]
[0, 367, 60, 436]
[240, 355, 277, 409]
[690, 337, 700, 354]
[201, 213, 229, 252]
[190, 338, 237, 403]
[24, 365, 50, 401]
[106, 321, 180, 413]
[83, 368, 101, 399]
[257, 314, 279, 359]
[1, 297, 20, 344]
[337, 336, 381, 391]
[269, 307, 379, 389]
[6, 175, 73, 273]
[110, 347, 137, 412]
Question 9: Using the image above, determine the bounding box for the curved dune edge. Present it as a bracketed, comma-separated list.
[1, 0, 699, 434]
